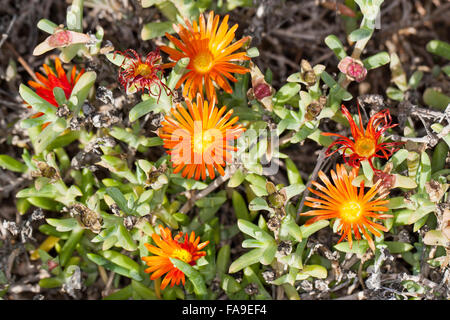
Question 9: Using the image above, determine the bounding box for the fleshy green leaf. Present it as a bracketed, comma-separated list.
[334, 240, 369, 255]
[170, 258, 208, 299]
[87, 252, 142, 281]
[324, 35, 347, 60]
[363, 51, 390, 70]
[0, 155, 27, 173]
[141, 21, 174, 40]
[228, 169, 245, 188]
[232, 191, 250, 221]
[426, 40, 450, 60]
[229, 248, 264, 274]
[349, 27, 372, 41]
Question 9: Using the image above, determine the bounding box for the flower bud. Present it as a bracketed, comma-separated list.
[266, 181, 277, 195]
[338, 56, 367, 83]
[301, 60, 317, 86]
[373, 171, 396, 197]
[254, 82, 272, 100]
[47, 260, 59, 272]
[268, 193, 287, 209]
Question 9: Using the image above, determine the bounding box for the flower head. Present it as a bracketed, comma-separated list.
[142, 225, 209, 290]
[323, 105, 403, 171]
[301, 164, 391, 251]
[115, 48, 170, 99]
[27, 58, 85, 128]
[160, 11, 250, 102]
[158, 93, 245, 180]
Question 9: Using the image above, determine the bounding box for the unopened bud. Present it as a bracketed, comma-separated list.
[305, 101, 323, 121]
[248, 62, 274, 111]
[338, 56, 367, 83]
[254, 82, 272, 100]
[303, 71, 317, 86]
[268, 193, 286, 209]
[48, 260, 59, 272]
[301, 60, 316, 86]
[373, 171, 396, 194]
[266, 181, 277, 195]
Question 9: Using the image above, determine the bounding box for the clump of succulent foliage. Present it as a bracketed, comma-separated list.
[0, 0, 449, 300]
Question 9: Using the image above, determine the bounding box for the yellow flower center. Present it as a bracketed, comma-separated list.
[193, 129, 215, 154]
[340, 201, 362, 223]
[134, 63, 153, 78]
[193, 51, 214, 74]
[172, 248, 192, 263]
[354, 136, 376, 158]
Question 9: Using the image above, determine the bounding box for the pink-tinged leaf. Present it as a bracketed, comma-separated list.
[337, 56, 352, 73]
[33, 30, 91, 56]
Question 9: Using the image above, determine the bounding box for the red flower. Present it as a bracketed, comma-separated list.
[27, 58, 85, 128]
[323, 105, 403, 171]
[115, 48, 170, 100]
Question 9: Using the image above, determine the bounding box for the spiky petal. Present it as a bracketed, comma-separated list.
[322, 105, 403, 171]
[160, 11, 250, 102]
[115, 48, 171, 100]
[27, 58, 85, 129]
[142, 225, 209, 290]
[158, 93, 244, 180]
[301, 164, 392, 251]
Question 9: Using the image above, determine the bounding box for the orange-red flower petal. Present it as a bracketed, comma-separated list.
[26, 58, 84, 129]
[158, 93, 245, 180]
[322, 105, 403, 171]
[160, 11, 250, 102]
[300, 164, 392, 251]
[142, 225, 209, 290]
[115, 48, 171, 100]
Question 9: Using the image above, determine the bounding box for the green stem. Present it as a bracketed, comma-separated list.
[282, 284, 300, 300]
[60, 225, 84, 267]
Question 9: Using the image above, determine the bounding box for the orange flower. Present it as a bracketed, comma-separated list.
[142, 225, 209, 290]
[115, 48, 171, 100]
[160, 11, 250, 102]
[322, 105, 403, 171]
[158, 93, 245, 180]
[301, 164, 391, 251]
[27, 58, 85, 128]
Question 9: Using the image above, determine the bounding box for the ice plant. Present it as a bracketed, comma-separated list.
[301, 164, 391, 251]
[115, 48, 170, 99]
[160, 11, 250, 102]
[323, 105, 402, 171]
[27, 58, 85, 128]
[142, 225, 209, 290]
[158, 94, 245, 180]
